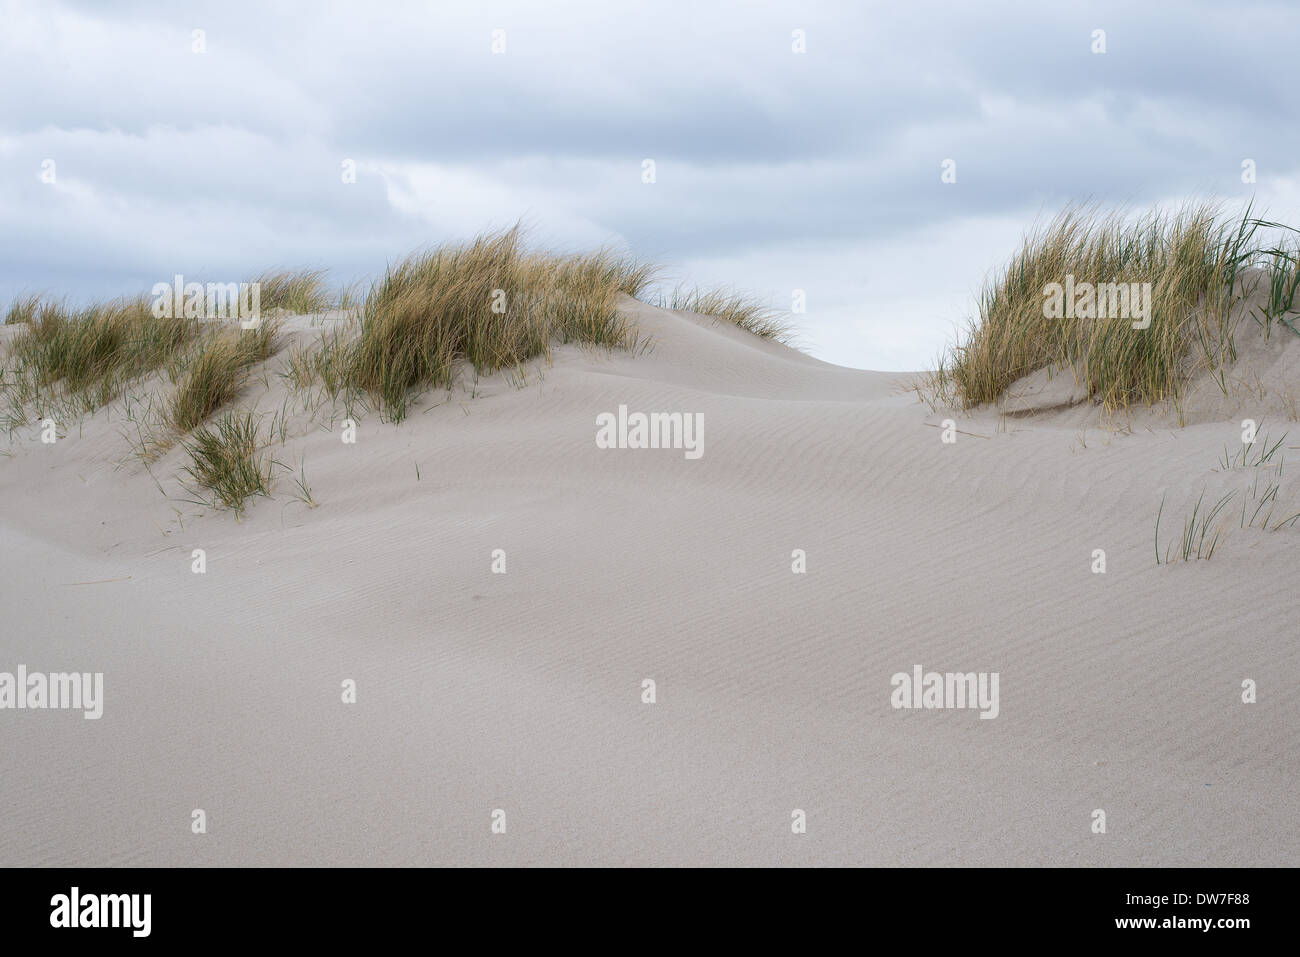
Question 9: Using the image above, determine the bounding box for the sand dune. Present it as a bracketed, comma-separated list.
[2, 296, 1297, 866]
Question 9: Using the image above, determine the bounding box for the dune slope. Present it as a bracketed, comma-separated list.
[1, 298, 1297, 866]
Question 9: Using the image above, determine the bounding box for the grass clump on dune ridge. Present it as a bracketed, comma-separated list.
[4, 293, 44, 325]
[168, 320, 280, 433]
[932, 203, 1295, 412]
[315, 225, 656, 421]
[0, 267, 327, 425]
[666, 285, 796, 343]
[2, 230, 791, 440]
[251, 268, 336, 315]
[4, 294, 198, 417]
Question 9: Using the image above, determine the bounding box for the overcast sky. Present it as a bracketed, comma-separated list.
[4, 0, 1299, 369]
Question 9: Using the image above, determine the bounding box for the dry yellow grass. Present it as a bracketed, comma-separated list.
[168, 320, 280, 433]
[930, 203, 1276, 412]
[667, 284, 795, 343]
[3, 295, 198, 420]
[318, 226, 656, 421]
[251, 268, 335, 314]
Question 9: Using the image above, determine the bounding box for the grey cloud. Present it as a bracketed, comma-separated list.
[3, 0, 1298, 367]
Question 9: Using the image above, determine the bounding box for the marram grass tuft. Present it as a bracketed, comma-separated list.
[931, 203, 1289, 412]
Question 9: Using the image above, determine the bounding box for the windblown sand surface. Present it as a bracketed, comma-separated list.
[2, 297, 1298, 866]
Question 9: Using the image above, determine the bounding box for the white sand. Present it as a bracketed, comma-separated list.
[1, 296, 1297, 866]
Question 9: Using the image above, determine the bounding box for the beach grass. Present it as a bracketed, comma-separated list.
[299, 225, 656, 421]
[3, 294, 199, 416]
[168, 319, 280, 433]
[666, 285, 795, 343]
[2, 231, 801, 433]
[251, 268, 335, 315]
[180, 410, 272, 514]
[930, 203, 1294, 412]
[3, 293, 44, 325]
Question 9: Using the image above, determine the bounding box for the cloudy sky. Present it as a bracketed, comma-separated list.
[4, 0, 1299, 369]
